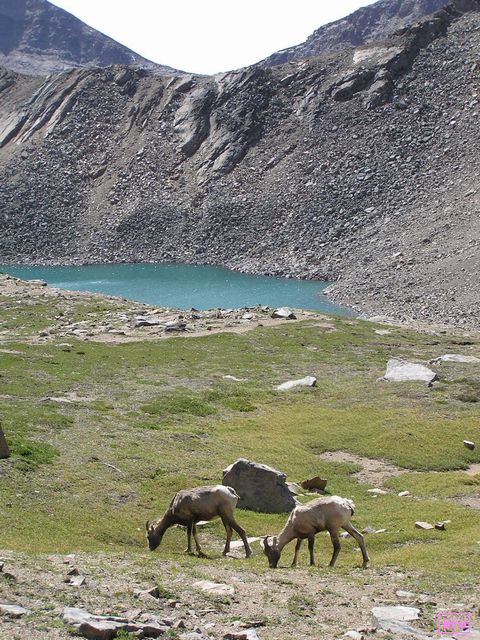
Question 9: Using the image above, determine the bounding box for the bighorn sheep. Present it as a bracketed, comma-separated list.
[263, 495, 369, 569]
[146, 485, 252, 558]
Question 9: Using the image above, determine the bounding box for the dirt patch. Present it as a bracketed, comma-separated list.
[464, 463, 480, 476]
[318, 450, 407, 486]
[453, 493, 480, 509]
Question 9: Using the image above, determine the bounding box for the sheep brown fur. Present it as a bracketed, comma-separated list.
[146, 484, 252, 558]
[263, 495, 369, 568]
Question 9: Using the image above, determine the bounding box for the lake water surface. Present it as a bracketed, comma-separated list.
[0, 263, 353, 314]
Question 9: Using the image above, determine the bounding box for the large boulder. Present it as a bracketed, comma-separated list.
[381, 359, 437, 384]
[222, 458, 298, 513]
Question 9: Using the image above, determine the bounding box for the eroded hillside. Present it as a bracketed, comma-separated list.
[0, 0, 479, 327]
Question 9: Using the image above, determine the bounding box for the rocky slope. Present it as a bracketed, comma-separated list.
[0, 0, 182, 75]
[0, 0, 479, 328]
[260, 0, 449, 66]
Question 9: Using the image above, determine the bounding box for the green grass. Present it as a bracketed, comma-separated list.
[1, 297, 480, 589]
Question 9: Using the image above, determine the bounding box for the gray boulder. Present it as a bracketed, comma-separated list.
[381, 359, 437, 384]
[222, 458, 298, 513]
[0, 422, 10, 459]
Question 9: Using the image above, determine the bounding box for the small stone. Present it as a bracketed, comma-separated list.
[395, 590, 416, 599]
[134, 586, 160, 600]
[344, 631, 364, 640]
[430, 354, 480, 364]
[398, 491, 411, 497]
[0, 603, 30, 618]
[464, 440, 476, 450]
[66, 574, 86, 586]
[192, 580, 235, 597]
[435, 521, 447, 530]
[224, 630, 260, 640]
[367, 488, 388, 495]
[415, 521, 434, 530]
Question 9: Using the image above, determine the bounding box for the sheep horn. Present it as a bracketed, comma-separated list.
[145, 520, 150, 531]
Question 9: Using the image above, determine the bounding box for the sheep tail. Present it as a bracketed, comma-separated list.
[345, 498, 355, 515]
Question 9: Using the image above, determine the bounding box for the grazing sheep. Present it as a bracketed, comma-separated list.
[262, 495, 369, 568]
[146, 485, 252, 558]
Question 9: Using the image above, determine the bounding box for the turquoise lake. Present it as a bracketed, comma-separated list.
[0, 263, 353, 314]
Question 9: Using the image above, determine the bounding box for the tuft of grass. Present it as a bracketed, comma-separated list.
[141, 393, 217, 417]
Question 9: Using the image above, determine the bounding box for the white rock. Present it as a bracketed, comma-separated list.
[367, 488, 388, 495]
[395, 590, 416, 599]
[230, 536, 260, 549]
[372, 606, 427, 638]
[374, 329, 391, 335]
[276, 376, 317, 391]
[224, 630, 260, 640]
[415, 521, 434, 530]
[464, 440, 476, 450]
[430, 354, 480, 364]
[192, 580, 235, 597]
[344, 631, 364, 640]
[398, 491, 411, 497]
[271, 307, 296, 320]
[0, 603, 30, 618]
[382, 359, 437, 383]
[223, 375, 246, 382]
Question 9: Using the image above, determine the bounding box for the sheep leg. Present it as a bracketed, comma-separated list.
[230, 519, 252, 558]
[328, 531, 341, 567]
[221, 517, 233, 556]
[184, 522, 193, 554]
[291, 538, 302, 567]
[192, 523, 208, 558]
[308, 535, 316, 566]
[342, 523, 370, 568]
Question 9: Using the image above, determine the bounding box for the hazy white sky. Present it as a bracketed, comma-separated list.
[49, 0, 378, 74]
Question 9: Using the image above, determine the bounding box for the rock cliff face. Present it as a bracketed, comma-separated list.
[0, 0, 182, 75]
[0, 0, 479, 328]
[260, 0, 449, 66]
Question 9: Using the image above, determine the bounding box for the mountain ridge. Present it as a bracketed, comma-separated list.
[0, 0, 183, 75]
[259, 0, 449, 66]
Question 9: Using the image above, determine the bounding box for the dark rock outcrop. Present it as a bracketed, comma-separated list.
[0, 0, 480, 329]
[0, 0, 183, 76]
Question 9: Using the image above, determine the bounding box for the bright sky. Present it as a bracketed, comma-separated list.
[49, 0, 378, 74]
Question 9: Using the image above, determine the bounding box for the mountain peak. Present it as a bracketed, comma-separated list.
[0, 0, 183, 76]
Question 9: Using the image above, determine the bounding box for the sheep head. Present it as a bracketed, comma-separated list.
[146, 520, 161, 551]
[262, 535, 281, 568]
